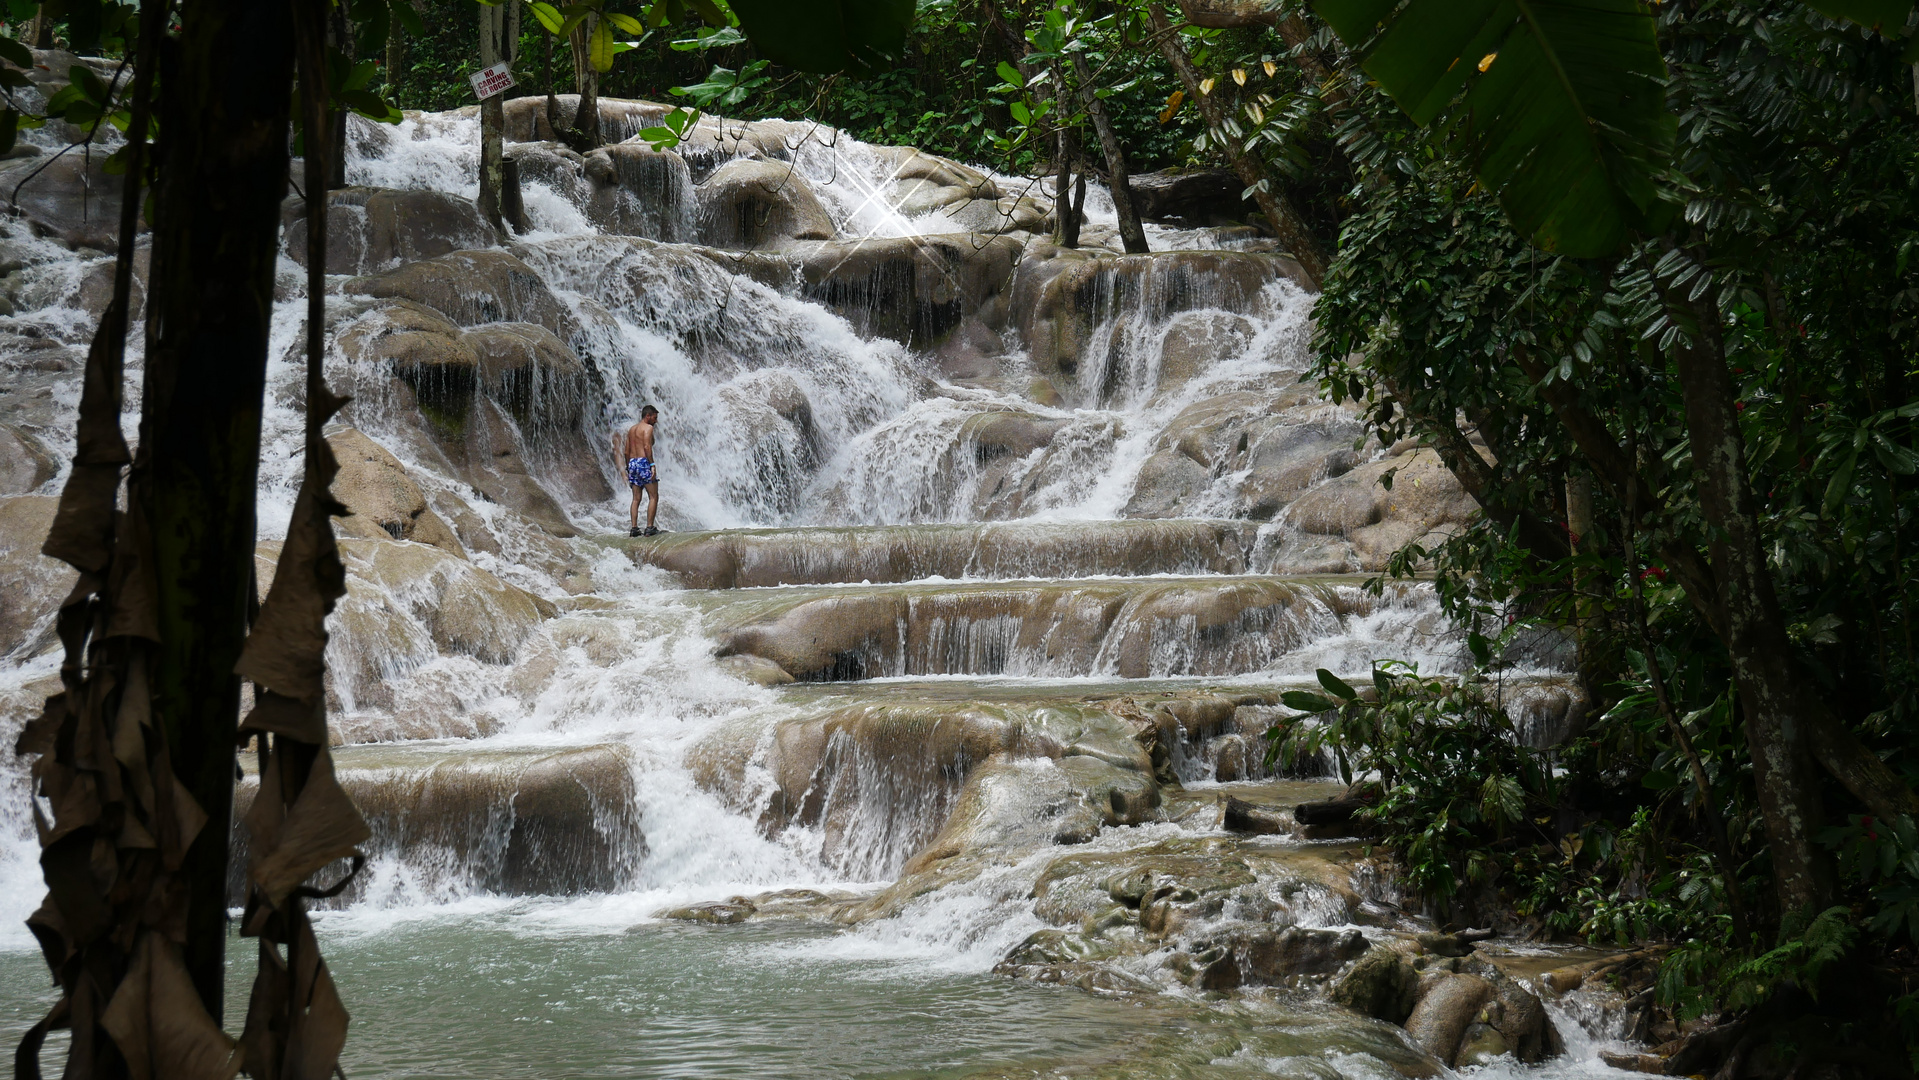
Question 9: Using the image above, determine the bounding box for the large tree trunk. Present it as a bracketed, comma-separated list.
[142, 0, 298, 1012]
[1670, 294, 1830, 918]
[477, 0, 506, 229]
[1069, 53, 1148, 254]
[1144, 5, 1326, 284]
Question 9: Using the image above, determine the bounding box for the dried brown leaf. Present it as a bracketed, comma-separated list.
[238, 689, 328, 746]
[104, 931, 241, 1080]
[42, 300, 131, 574]
[248, 750, 368, 904]
[234, 438, 347, 704]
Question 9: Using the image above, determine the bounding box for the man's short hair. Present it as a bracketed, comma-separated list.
[641, 405, 659, 418]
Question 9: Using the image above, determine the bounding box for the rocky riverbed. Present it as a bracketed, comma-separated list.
[0, 51, 1638, 1078]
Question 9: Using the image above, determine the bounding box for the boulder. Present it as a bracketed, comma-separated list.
[872, 146, 1004, 199]
[790, 233, 1020, 352]
[1283, 449, 1477, 570]
[695, 158, 834, 249]
[282, 187, 497, 275]
[0, 423, 57, 494]
[1404, 973, 1494, 1066]
[1329, 944, 1420, 1023]
[344, 249, 580, 344]
[0, 494, 73, 658]
[1240, 926, 1369, 983]
[0, 151, 137, 251]
[581, 143, 695, 242]
[73, 244, 151, 320]
[1128, 169, 1248, 225]
[325, 427, 465, 556]
[1156, 310, 1254, 392]
[1012, 247, 1311, 406]
[500, 94, 668, 145]
[323, 536, 558, 707]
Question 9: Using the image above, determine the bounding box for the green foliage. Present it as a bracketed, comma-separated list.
[1268, 661, 1557, 901]
[1312, 0, 1678, 256]
[728, 0, 915, 77]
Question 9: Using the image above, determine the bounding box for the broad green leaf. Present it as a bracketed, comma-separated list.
[1823, 448, 1858, 515]
[1801, 0, 1913, 30]
[590, 17, 616, 71]
[0, 34, 30, 69]
[527, 1, 566, 33]
[69, 64, 109, 107]
[1280, 690, 1339, 713]
[1640, 768, 1677, 790]
[1312, 0, 1676, 257]
[603, 11, 644, 33]
[392, 0, 426, 38]
[685, 0, 730, 25]
[996, 60, 1022, 87]
[1317, 668, 1359, 700]
[1008, 99, 1030, 125]
[727, 0, 913, 77]
[356, 0, 391, 58]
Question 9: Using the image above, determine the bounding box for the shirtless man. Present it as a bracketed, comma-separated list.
[616, 405, 661, 537]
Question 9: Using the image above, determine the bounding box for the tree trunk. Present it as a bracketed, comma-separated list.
[1054, 126, 1080, 247]
[1069, 52, 1148, 254]
[1144, 5, 1325, 284]
[142, 0, 297, 1013]
[384, 5, 408, 91]
[28, 4, 51, 47]
[1670, 292, 1830, 919]
[477, 0, 506, 229]
[568, 17, 601, 150]
[325, 0, 350, 189]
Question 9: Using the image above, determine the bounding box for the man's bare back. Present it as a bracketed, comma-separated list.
[617, 406, 661, 536]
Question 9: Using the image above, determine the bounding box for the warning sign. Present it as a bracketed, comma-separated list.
[469, 62, 517, 101]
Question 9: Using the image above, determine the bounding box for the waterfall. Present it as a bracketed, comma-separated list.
[0, 90, 1605, 1079]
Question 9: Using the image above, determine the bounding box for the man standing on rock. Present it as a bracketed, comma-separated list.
[618, 405, 661, 537]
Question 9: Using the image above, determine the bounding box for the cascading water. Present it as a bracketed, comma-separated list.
[0, 89, 1629, 1078]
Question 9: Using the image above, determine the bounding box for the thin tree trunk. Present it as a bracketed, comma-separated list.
[1144, 4, 1324, 284]
[1054, 126, 1080, 247]
[568, 17, 601, 150]
[1669, 290, 1830, 918]
[142, 0, 298, 1013]
[326, 0, 350, 188]
[1069, 53, 1147, 253]
[477, 0, 506, 229]
[28, 4, 51, 47]
[385, 7, 406, 92]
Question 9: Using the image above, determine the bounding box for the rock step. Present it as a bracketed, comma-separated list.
[685, 573, 1423, 682]
[230, 742, 641, 904]
[612, 519, 1259, 589]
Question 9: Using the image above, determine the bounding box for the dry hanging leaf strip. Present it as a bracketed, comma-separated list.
[100, 930, 241, 1080]
[41, 297, 132, 575]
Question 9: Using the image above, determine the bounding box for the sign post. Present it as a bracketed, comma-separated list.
[469, 62, 517, 101]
